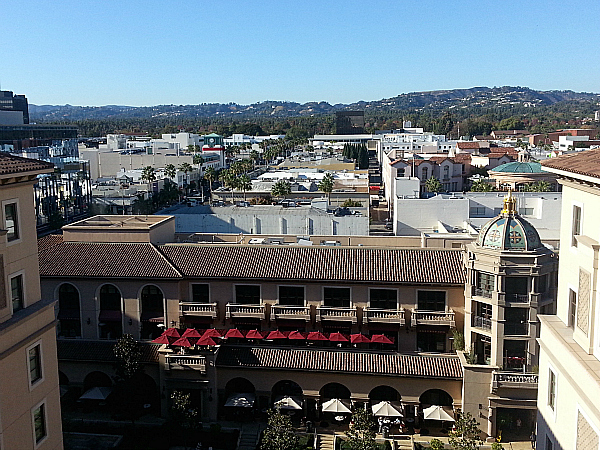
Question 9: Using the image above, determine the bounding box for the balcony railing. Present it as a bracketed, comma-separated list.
[316, 306, 358, 323]
[505, 293, 529, 303]
[225, 303, 266, 320]
[271, 305, 311, 321]
[166, 354, 206, 373]
[411, 309, 455, 327]
[492, 372, 538, 390]
[473, 287, 493, 299]
[364, 308, 405, 325]
[472, 315, 492, 332]
[179, 302, 218, 318]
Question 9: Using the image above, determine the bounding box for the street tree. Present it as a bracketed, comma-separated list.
[112, 334, 144, 423]
[260, 408, 299, 450]
[205, 166, 217, 200]
[470, 180, 495, 192]
[170, 390, 201, 449]
[448, 411, 484, 450]
[179, 162, 193, 194]
[425, 176, 443, 194]
[164, 164, 177, 181]
[237, 174, 252, 201]
[271, 179, 291, 201]
[318, 173, 335, 203]
[344, 407, 377, 450]
[141, 166, 156, 183]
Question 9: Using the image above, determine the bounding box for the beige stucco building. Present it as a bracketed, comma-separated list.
[0, 154, 63, 450]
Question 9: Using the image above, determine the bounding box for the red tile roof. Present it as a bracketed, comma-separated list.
[158, 245, 465, 285]
[0, 153, 54, 176]
[542, 148, 600, 179]
[456, 142, 480, 149]
[215, 345, 463, 379]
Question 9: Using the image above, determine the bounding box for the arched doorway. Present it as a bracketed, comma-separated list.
[83, 371, 112, 392]
[369, 385, 401, 402]
[320, 382, 352, 423]
[98, 284, 122, 339]
[223, 378, 256, 420]
[320, 382, 351, 400]
[140, 285, 164, 340]
[271, 380, 303, 413]
[419, 389, 453, 407]
[58, 283, 81, 337]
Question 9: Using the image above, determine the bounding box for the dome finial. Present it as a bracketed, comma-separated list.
[502, 187, 517, 214]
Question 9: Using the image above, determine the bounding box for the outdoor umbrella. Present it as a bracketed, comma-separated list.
[287, 331, 307, 340]
[172, 336, 194, 347]
[202, 328, 222, 338]
[196, 336, 218, 346]
[307, 331, 329, 341]
[224, 328, 245, 339]
[372, 401, 403, 417]
[182, 328, 202, 338]
[329, 332, 349, 342]
[370, 334, 394, 344]
[224, 393, 255, 408]
[152, 334, 176, 345]
[422, 405, 455, 422]
[163, 327, 180, 338]
[274, 396, 303, 410]
[267, 330, 287, 340]
[245, 329, 265, 340]
[350, 334, 371, 344]
[321, 398, 352, 414]
[79, 386, 113, 401]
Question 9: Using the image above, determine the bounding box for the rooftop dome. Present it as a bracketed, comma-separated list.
[476, 190, 543, 251]
[491, 161, 543, 173]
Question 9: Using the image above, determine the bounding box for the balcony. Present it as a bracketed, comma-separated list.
[364, 308, 405, 325]
[179, 302, 218, 318]
[225, 303, 266, 320]
[270, 305, 311, 321]
[411, 309, 455, 327]
[472, 315, 492, 332]
[492, 372, 538, 390]
[166, 354, 206, 373]
[472, 287, 493, 299]
[316, 306, 358, 323]
[505, 293, 529, 303]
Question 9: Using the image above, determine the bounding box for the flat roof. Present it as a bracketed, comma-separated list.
[64, 215, 173, 230]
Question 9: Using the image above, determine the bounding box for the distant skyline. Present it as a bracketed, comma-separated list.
[3, 0, 600, 107]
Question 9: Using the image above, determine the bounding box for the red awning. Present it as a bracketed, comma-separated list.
[58, 309, 80, 320]
[307, 331, 329, 341]
[350, 334, 371, 344]
[163, 327, 181, 338]
[370, 334, 394, 344]
[329, 332, 349, 342]
[152, 335, 175, 345]
[287, 331, 307, 340]
[245, 329, 265, 339]
[172, 336, 194, 347]
[141, 312, 164, 323]
[182, 328, 203, 338]
[196, 336, 217, 346]
[203, 328, 222, 338]
[225, 328, 245, 339]
[266, 330, 287, 340]
[98, 310, 122, 322]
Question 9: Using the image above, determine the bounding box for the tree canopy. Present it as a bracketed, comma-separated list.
[260, 409, 300, 450]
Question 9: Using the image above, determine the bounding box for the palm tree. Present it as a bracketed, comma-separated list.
[219, 169, 236, 204]
[237, 174, 252, 202]
[318, 173, 335, 204]
[178, 162, 193, 195]
[205, 166, 216, 201]
[249, 150, 260, 168]
[271, 180, 291, 201]
[164, 164, 176, 182]
[141, 166, 156, 183]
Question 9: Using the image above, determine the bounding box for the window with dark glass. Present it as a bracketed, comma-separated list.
[504, 308, 528, 335]
[477, 272, 495, 291]
[29, 344, 42, 385]
[191, 284, 210, 303]
[11, 274, 23, 312]
[536, 274, 549, 293]
[58, 283, 81, 338]
[33, 403, 46, 443]
[417, 291, 445, 311]
[278, 286, 305, 306]
[4, 202, 19, 241]
[572, 205, 581, 247]
[568, 289, 577, 328]
[548, 369, 556, 410]
[417, 331, 446, 352]
[323, 287, 351, 308]
[99, 284, 122, 340]
[99, 284, 121, 311]
[505, 277, 528, 301]
[503, 339, 527, 370]
[235, 285, 260, 304]
[369, 289, 397, 310]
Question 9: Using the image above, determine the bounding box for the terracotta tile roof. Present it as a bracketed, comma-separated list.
[452, 153, 472, 162]
[456, 142, 480, 149]
[38, 235, 182, 279]
[0, 153, 54, 176]
[542, 148, 600, 179]
[158, 245, 465, 285]
[57, 340, 160, 363]
[215, 345, 463, 379]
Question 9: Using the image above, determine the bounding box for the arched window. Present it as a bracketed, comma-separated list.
[98, 284, 122, 339]
[58, 283, 81, 337]
[140, 285, 164, 340]
[422, 167, 428, 181]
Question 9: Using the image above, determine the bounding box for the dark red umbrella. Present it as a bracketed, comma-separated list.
[245, 329, 265, 339]
[152, 334, 175, 345]
[287, 331, 307, 340]
[172, 336, 194, 347]
[225, 328, 245, 339]
[196, 336, 218, 346]
[350, 333, 371, 344]
[163, 327, 181, 338]
[370, 334, 394, 344]
[203, 329, 222, 338]
[329, 332, 349, 342]
[307, 331, 329, 341]
[182, 328, 202, 338]
[266, 330, 287, 340]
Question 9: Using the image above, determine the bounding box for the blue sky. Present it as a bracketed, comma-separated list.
[3, 0, 599, 106]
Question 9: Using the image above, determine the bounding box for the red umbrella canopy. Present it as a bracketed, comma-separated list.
[225, 328, 245, 339]
[307, 331, 329, 341]
[245, 329, 265, 339]
[350, 333, 371, 344]
[287, 331, 307, 340]
[370, 334, 394, 344]
[203, 329, 222, 338]
[196, 336, 217, 346]
[172, 336, 194, 347]
[267, 330, 288, 340]
[329, 332, 349, 342]
[182, 328, 202, 338]
[163, 328, 181, 338]
[152, 334, 175, 345]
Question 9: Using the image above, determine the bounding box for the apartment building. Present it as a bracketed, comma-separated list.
[536, 149, 600, 449]
[0, 154, 62, 449]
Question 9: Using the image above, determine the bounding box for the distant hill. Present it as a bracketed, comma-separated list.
[29, 86, 599, 122]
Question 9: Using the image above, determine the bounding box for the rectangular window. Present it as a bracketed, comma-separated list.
[569, 289, 577, 328]
[191, 284, 210, 303]
[572, 205, 582, 247]
[28, 344, 42, 385]
[470, 206, 486, 216]
[323, 287, 351, 308]
[505, 277, 528, 302]
[504, 308, 529, 335]
[417, 331, 446, 352]
[278, 286, 305, 306]
[417, 291, 445, 311]
[536, 274, 549, 293]
[548, 369, 556, 410]
[235, 285, 260, 305]
[519, 207, 534, 216]
[477, 272, 495, 295]
[33, 403, 46, 444]
[546, 436, 553, 450]
[4, 202, 19, 242]
[503, 339, 527, 370]
[11, 274, 24, 312]
[369, 289, 397, 310]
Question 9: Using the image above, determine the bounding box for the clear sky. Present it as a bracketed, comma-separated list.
[3, 0, 599, 106]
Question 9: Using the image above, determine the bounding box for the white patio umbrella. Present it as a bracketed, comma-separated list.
[371, 401, 403, 417]
[321, 398, 352, 414]
[79, 386, 113, 401]
[422, 405, 455, 422]
[224, 393, 255, 408]
[274, 396, 303, 410]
